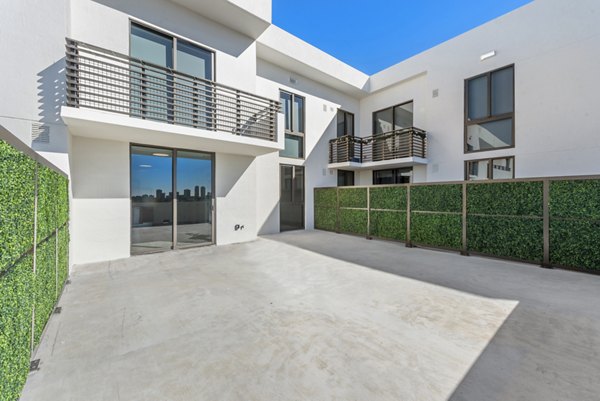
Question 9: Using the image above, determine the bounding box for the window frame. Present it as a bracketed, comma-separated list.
[372, 100, 414, 135]
[464, 156, 515, 181]
[337, 110, 355, 138]
[337, 170, 355, 187]
[464, 64, 515, 154]
[279, 90, 306, 159]
[372, 168, 412, 185]
[129, 20, 216, 81]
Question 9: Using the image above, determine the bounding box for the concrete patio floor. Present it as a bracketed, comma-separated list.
[21, 230, 600, 401]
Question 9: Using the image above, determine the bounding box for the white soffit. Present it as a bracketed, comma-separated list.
[257, 25, 369, 97]
[169, 0, 271, 39]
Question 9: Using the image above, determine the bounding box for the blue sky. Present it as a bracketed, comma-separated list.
[272, 0, 532, 74]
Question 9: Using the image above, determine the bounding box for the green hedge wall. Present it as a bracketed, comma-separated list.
[339, 209, 368, 235]
[370, 211, 406, 241]
[467, 181, 542, 216]
[370, 186, 407, 210]
[0, 140, 70, 401]
[0, 142, 35, 273]
[467, 216, 543, 262]
[338, 187, 367, 208]
[410, 213, 462, 249]
[314, 188, 337, 209]
[410, 184, 462, 212]
[0, 256, 33, 401]
[550, 180, 600, 271]
[314, 188, 338, 231]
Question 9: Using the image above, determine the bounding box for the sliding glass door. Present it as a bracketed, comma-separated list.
[130, 145, 214, 255]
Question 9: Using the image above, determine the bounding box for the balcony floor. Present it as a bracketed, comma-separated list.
[21, 231, 600, 401]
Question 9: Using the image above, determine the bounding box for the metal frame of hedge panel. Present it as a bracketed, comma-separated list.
[314, 173, 600, 274]
[1, 129, 70, 401]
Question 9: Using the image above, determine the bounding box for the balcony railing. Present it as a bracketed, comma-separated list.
[65, 38, 280, 141]
[328, 128, 427, 164]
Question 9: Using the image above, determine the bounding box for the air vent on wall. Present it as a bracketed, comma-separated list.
[31, 123, 49, 143]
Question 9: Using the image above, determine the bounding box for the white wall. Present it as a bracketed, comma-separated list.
[256, 59, 360, 229]
[70, 136, 131, 264]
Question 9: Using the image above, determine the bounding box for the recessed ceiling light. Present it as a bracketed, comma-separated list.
[139, 164, 152, 168]
[152, 152, 170, 157]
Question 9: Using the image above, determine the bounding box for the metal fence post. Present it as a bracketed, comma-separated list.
[31, 164, 38, 354]
[336, 187, 340, 233]
[366, 187, 372, 239]
[542, 179, 551, 268]
[406, 184, 412, 247]
[461, 182, 468, 256]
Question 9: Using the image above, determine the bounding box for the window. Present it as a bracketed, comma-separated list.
[130, 23, 214, 125]
[280, 91, 305, 158]
[337, 110, 354, 137]
[337, 170, 355, 187]
[465, 156, 515, 180]
[465, 65, 514, 152]
[373, 168, 412, 185]
[373, 101, 413, 135]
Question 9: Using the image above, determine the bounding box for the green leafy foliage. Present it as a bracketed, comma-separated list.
[468, 181, 542, 216]
[0, 256, 33, 401]
[34, 237, 57, 346]
[411, 184, 462, 212]
[314, 188, 337, 209]
[58, 227, 70, 287]
[0, 141, 35, 273]
[314, 207, 337, 232]
[370, 211, 406, 241]
[57, 175, 69, 226]
[467, 216, 543, 262]
[36, 165, 59, 243]
[339, 209, 368, 235]
[410, 213, 462, 249]
[550, 180, 600, 219]
[338, 188, 367, 208]
[370, 186, 407, 210]
[550, 220, 600, 271]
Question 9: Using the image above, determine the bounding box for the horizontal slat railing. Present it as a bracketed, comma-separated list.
[65, 38, 280, 141]
[328, 127, 427, 164]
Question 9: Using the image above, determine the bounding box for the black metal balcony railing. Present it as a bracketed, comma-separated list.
[328, 128, 427, 164]
[65, 39, 280, 141]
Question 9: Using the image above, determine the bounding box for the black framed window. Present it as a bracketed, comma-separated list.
[373, 101, 413, 135]
[373, 168, 412, 185]
[465, 65, 514, 153]
[280, 90, 305, 159]
[465, 156, 515, 180]
[337, 170, 355, 187]
[337, 110, 354, 137]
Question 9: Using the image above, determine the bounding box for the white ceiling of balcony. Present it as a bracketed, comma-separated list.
[169, 0, 271, 39]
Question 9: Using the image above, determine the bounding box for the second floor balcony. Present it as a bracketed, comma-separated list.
[328, 128, 428, 169]
[62, 39, 282, 156]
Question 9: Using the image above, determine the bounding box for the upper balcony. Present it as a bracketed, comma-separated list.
[328, 128, 428, 170]
[62, 39, 282, 156]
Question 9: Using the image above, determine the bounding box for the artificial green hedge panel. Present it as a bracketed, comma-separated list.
[370, 186, 407, 210]
[550, 180, 600, 219]
[0, 141, 36, 273]
[338, 187, 367, 208]
[0, 256, 33, 401]
[467, 216, 543, 262]
[411, 184, 462, 212]
[34, 237, 57, 346]
[314, 188, 337, 209]
[36, 165, 59, 243]
[370, 211, 407, 241]
[467, 181, 543, 216]
[57, 227, 70, 287]
[550, 219, 600, 271]
[314, 207, 337, 232]
[57, 175, 69, 226]
[339, 209, 368, 235]
[410, 212, 462, 249]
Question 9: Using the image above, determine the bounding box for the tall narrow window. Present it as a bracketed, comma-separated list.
[280, 90, 305, 159]
[373, 101, 413, 135]
[337, 110, 354, 137]
[465, 65, 514, 152]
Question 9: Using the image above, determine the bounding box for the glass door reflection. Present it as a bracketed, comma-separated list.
[175, 150, 213, 247]
[131, 146, 173, 254]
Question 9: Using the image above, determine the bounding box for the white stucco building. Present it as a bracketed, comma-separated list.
[1, 0, 598, 264]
